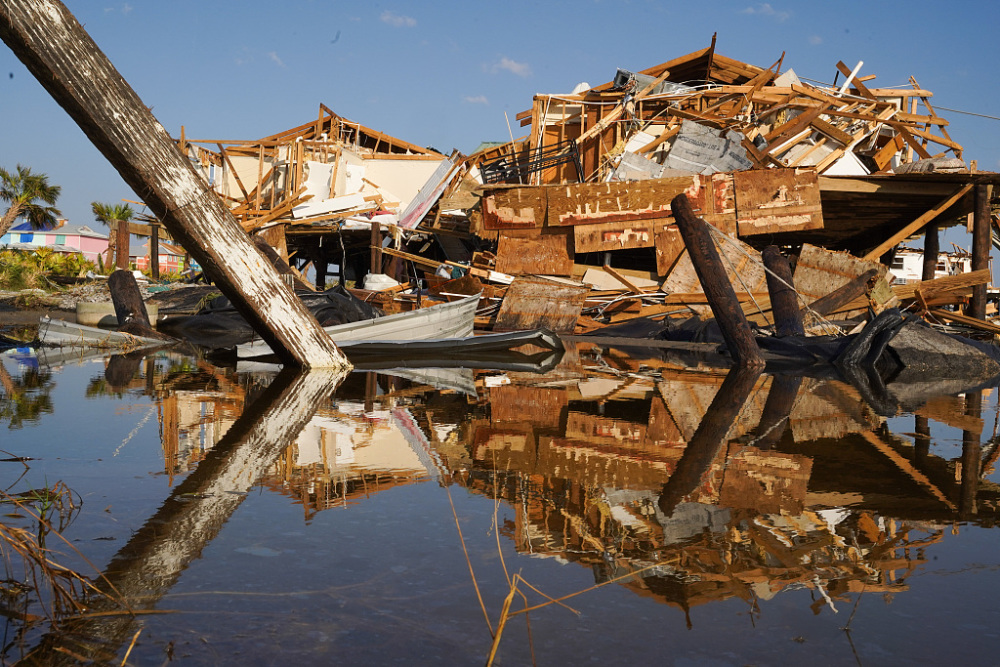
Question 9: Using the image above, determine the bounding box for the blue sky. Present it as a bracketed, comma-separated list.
[2, 0, 999, 237]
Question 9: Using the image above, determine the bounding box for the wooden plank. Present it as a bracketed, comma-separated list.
[481, 189, 546, 230]
[573, 218, 663, 253]
[495, 231, 573, 276]
[733, 168, 823, 236]
[655, 224, 685, 276]
[861, 184, 974, 261]
[794, 244, 888, 317]
[494, 276, 588, 333]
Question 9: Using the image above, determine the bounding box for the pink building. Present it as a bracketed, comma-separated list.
[2, 220, 108, 262]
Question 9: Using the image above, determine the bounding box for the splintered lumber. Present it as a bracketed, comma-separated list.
[671, 193, 764, 368]
[0, 1, 350, 369]
[762, 246, 803, 336]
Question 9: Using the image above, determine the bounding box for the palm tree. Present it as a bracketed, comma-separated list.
[0, 164, 62, 239]
[91, 201, 135, 269]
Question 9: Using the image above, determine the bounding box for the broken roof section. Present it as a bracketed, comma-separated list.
[177, 104, 452, 234]
[469, 35, 964, 187]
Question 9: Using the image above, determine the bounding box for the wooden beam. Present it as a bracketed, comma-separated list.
[0, 0, 351, 369]
[862, 184, 974, 261]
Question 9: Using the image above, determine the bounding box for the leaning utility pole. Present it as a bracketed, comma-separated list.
[0, 0, 350, 369]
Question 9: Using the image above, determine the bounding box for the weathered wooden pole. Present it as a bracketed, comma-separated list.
[762, 246, 804, 337]
[968, 184, 991, 319]
[922, 221, 939, 282]
[115, 219, 130, 270]
[0, 0, 350, 369]
[150, 223, 160, 280]
[671, 193, 764, 368]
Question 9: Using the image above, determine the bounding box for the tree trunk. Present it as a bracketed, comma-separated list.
[0, 203, 23, 239]
[0, 1, 350, 369]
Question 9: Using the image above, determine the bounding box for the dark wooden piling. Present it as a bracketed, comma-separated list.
[0, 1, 350, 369]
[922, 221, 939, 282]
[762, 246, 804, 337]
[115, 221, 130, 270]
[109, 270, 152, 330]
[670, 194, 764, 368]
[968, 184, 991, 319]
[251, 236, 311, 291]
[149, 223, 160, 280]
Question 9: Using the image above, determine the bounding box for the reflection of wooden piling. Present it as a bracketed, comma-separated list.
[0, 2, 349, 369]
[658, 364, 763, 515]
[914, 415, 930, 465]
[961, 390, 983, 516]
[670, 194, 764, 368]
[762, 246, 804, 337]
[755, 374, 802, 450]
[22, 368, 347, 663]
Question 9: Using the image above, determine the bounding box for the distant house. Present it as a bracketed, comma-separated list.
[130, 240, 194, 273]
[0, 220, 108, 262]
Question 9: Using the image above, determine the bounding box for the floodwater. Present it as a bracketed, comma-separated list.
[1, 341, 1000, 665]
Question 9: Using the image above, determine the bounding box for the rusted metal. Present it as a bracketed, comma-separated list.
[762, 246, 804, 337]
[670, 193, 764, 368]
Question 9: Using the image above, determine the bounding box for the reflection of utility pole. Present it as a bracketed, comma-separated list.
[960, 390, 983, 516]
[658, 364, 763, 516]
[913, 415, 931, 465]
[22, 368, 346, 665]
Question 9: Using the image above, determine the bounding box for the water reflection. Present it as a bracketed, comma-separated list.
[2, 344, 1000, 662]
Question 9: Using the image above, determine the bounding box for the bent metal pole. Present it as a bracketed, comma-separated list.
[0, 0, 350, 370]
[670, 193, 765, 368]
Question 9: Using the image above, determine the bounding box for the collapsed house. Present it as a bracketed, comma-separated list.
[175, 38, 1000, 341]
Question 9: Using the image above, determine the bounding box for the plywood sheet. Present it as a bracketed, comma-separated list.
[481, 188, 546, 230]
[794, 243, 888, 312]
[734, 167, 823, 236]
[655, 224, 684, 276]
[496, 231, 573, 275]
[494, 275, 588, 333]
[573, 218, 665, 253]
[661, 234, 767, 316]
[547, 177, 695, 226]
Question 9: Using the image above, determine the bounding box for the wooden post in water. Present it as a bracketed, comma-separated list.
[671, 194, 764, 368]
[968, 184, 991, 319]
[0, 0, 350, 369]
[762, 246, 804, 337]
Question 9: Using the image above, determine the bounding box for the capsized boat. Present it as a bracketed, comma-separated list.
[38, 316, 165, 349]
[236, 293, 480, 359]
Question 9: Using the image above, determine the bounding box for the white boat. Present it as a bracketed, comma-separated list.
[38, 316, 165, 349]
[236, 293, 480, 359]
